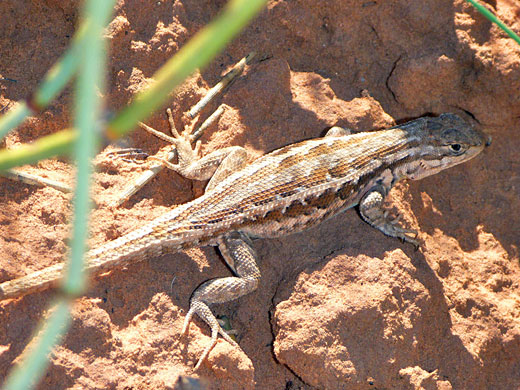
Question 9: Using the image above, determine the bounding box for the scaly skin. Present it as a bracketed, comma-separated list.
[0, 113, 490, 369]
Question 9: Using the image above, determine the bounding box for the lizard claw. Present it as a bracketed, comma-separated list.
[183, 300, 239, 370]
[389, 213, 402, 225]
[104, 148, 149, 163]
[397, 227, 420, 248]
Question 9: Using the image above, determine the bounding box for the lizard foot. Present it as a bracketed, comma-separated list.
[182, 300, 239, 370]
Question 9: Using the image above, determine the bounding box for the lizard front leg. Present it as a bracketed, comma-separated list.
[324, 126, 351, 137]
[182, 231, 261, 370]
[144, 128, 247, 192]
[359, 185, 419, 246]
[139, 108, 248, 191]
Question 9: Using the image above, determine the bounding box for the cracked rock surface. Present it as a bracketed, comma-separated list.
[1, 0, 519, 389]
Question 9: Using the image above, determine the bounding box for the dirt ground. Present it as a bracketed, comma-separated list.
[0, 0, 519, 389]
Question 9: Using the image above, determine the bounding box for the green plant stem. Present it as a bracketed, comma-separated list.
[0, 0, 266, 172]
[33, 22, 89, 108]
[64, 0, 113, 296]
[465, 0, 520, 45]
[2, 0, 114, 388]
[0, 103, 32, 140]
[2, 300, 73, 390]
[0, 23, 88, 141]
[107, 0, 267, 138]
[0, 129, 77, 170]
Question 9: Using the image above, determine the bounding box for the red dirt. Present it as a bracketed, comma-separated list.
[0, 0, 519, 389]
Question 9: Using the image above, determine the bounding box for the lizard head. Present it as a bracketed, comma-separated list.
[400, 113, 491, 180]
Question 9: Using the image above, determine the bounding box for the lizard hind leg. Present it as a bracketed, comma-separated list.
[182, 231, 261, 370]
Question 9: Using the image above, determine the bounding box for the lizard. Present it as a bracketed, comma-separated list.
[0, 112, 490, 369]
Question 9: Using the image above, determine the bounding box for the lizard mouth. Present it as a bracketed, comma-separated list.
[405, 144, 485, 181]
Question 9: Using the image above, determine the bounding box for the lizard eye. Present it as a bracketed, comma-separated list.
[449, 143, 463, 154]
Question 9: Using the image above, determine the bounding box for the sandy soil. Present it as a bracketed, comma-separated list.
[0, 0, 519, 389]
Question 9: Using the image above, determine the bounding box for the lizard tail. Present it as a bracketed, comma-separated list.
[0, 263, 65, 300]
[0, 220, 188, 301]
